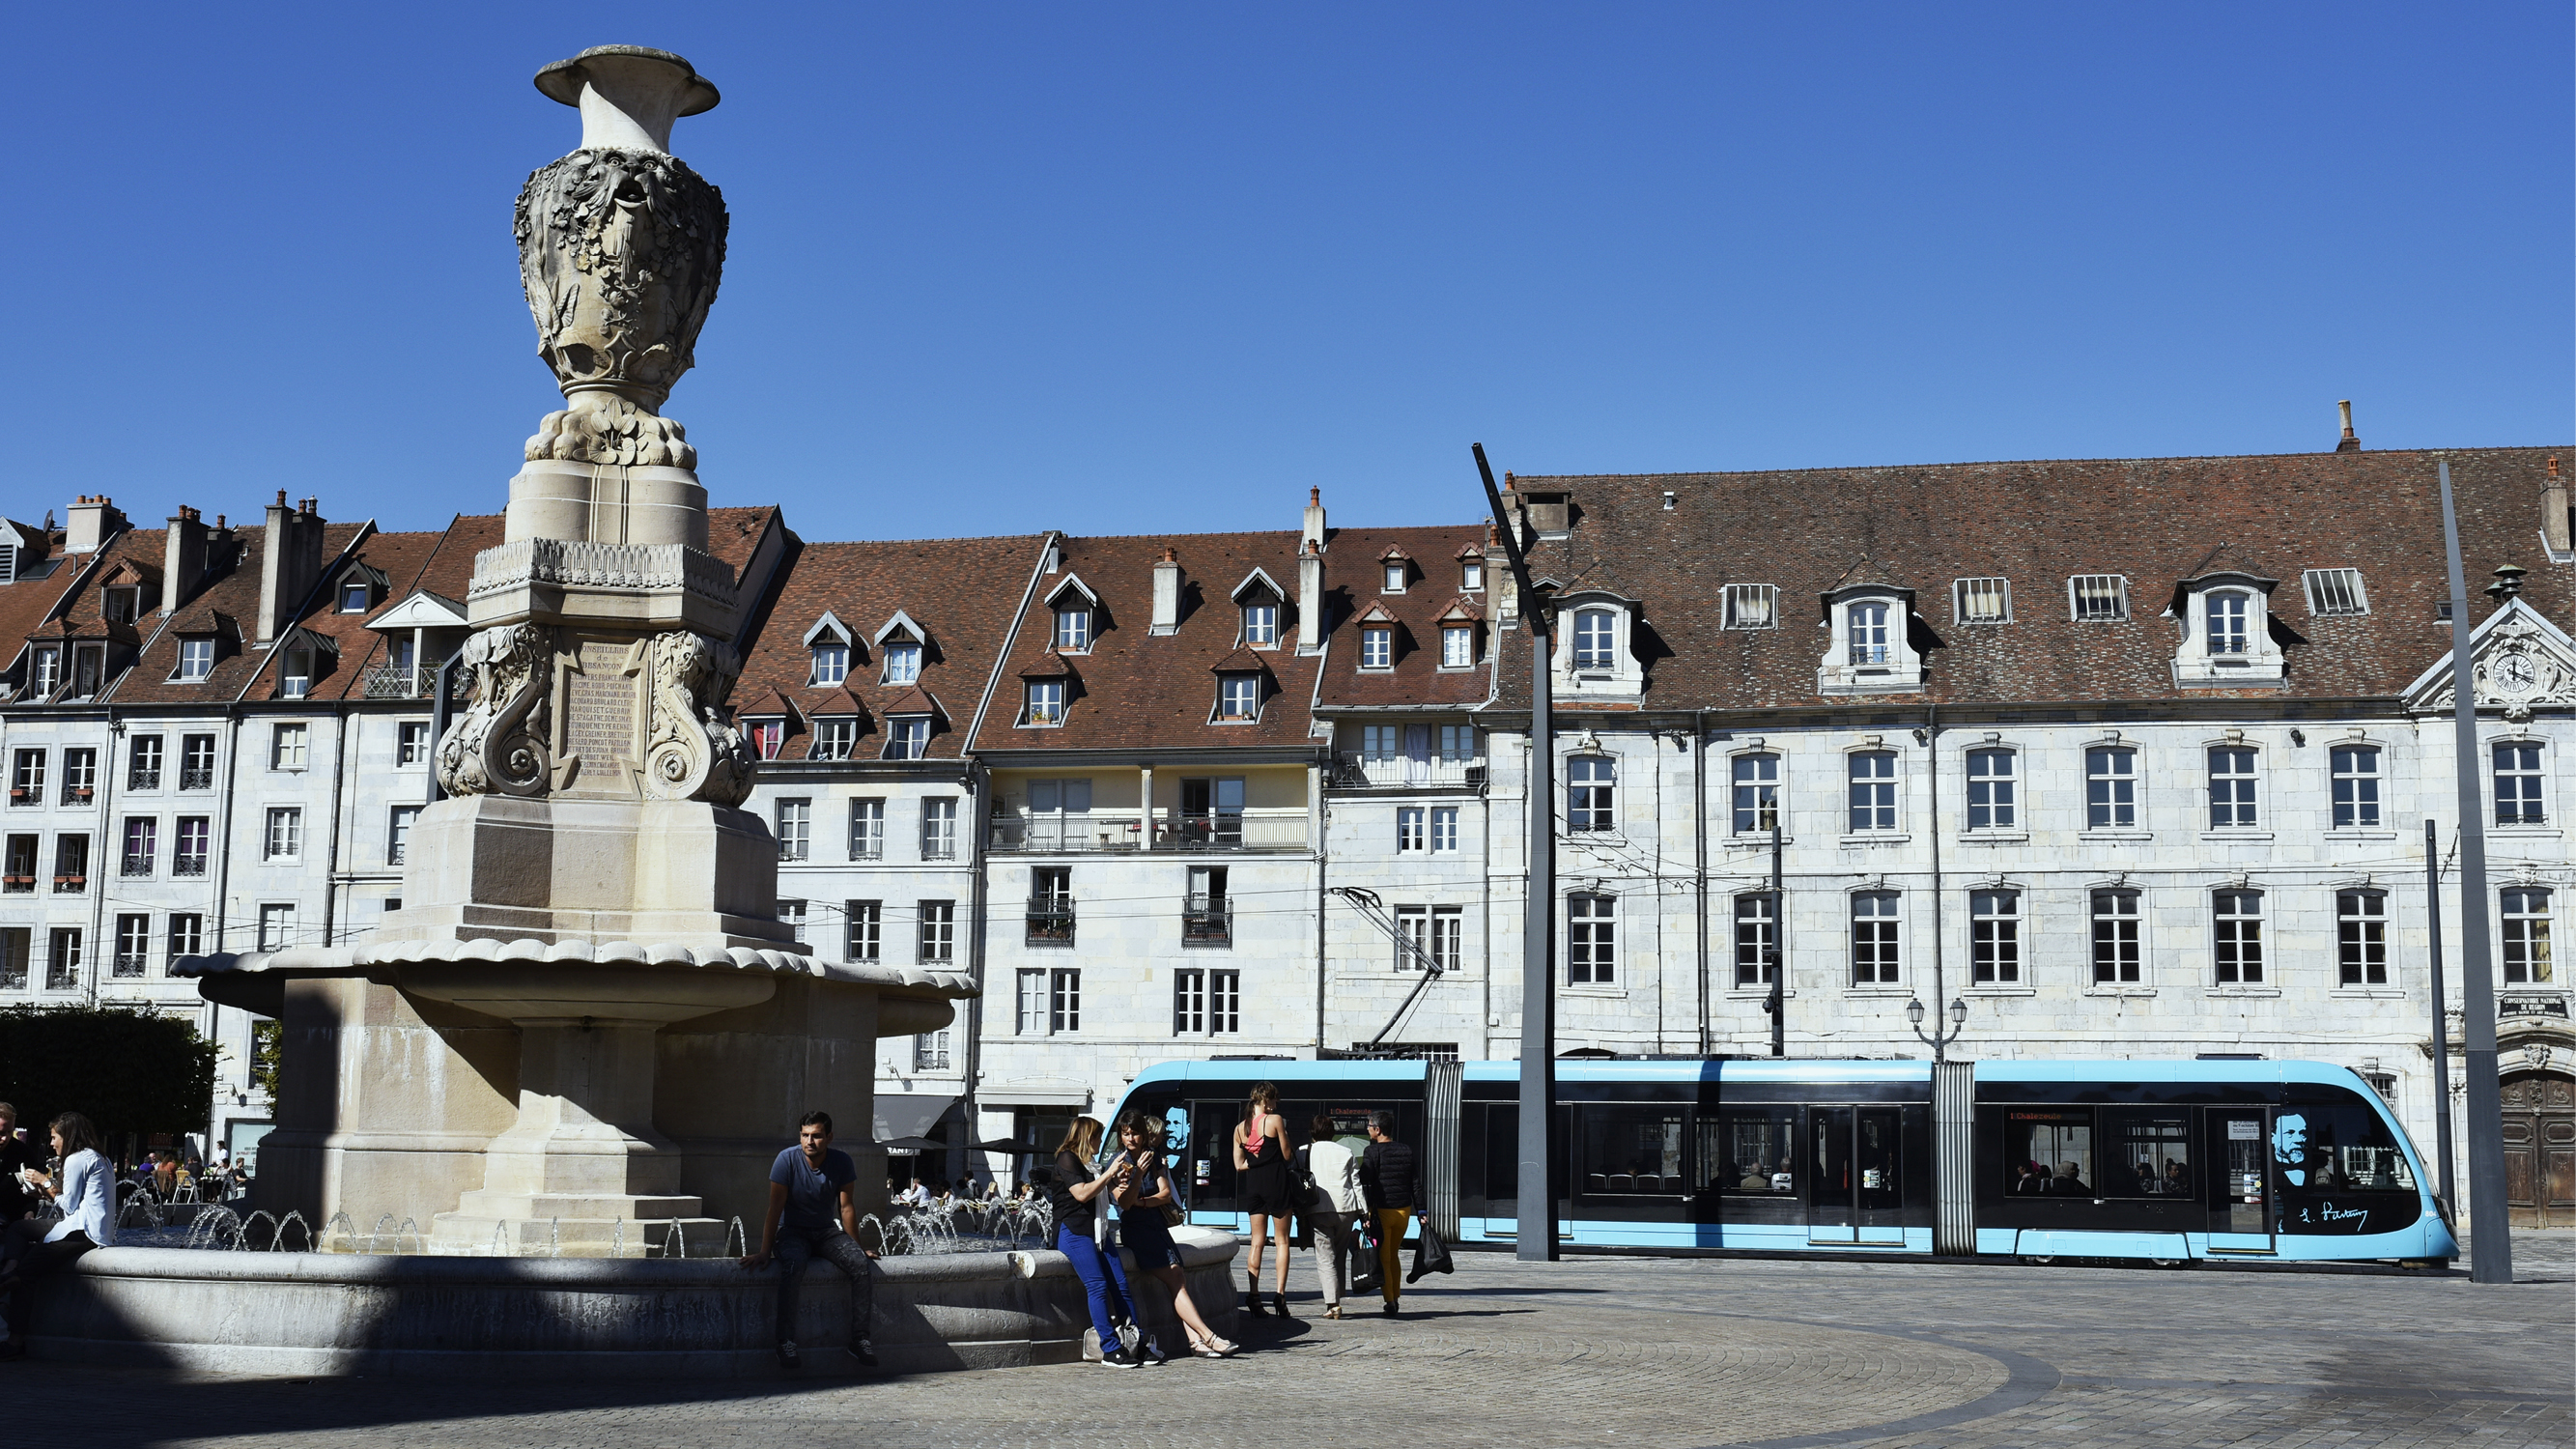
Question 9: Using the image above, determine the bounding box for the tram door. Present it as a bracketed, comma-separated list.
[1806, 1106, 1905, 1245]
[2205, 1108, 2275, 1254]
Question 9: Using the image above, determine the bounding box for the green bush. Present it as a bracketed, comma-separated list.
[0, 1005, 220, 1152]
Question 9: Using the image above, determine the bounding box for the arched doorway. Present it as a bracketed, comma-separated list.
[2500, 1069, 2576, 1227]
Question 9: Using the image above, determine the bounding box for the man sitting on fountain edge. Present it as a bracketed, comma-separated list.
[741, 1111, 880, 1369]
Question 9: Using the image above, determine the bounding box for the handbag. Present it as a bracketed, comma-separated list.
[1347, 1223, 1382, 1296]
[1288, 1145, 1333, 1218]
[1407, 1219, 1455, 1282]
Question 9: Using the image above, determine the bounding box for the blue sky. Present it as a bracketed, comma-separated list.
[8, 5, 2568, 541]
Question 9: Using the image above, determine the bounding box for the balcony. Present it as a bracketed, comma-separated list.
[1, 875, 30, 895]
[988, 810, 1309, 854]
[1328, 753, 1486, 791]
[179, 768, 215, 791]
[120, 854, 154, 878]
[60, 785, 94, 807]
[7, 788, 38, 808]
[173, 854, 209, 879]
[1025, 899, 1075, 946]
[52, 874, 86, 894]
[1182, 895, 1232, 947]
[111, 954, 147, 980]
[362, 664, 451, 700]
[127, 767, 160, 791]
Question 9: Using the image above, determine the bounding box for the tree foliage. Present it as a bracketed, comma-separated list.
[0, 1005, 219, 1154]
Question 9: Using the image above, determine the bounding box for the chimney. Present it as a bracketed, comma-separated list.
[258, 491, 328, 643]
[65, 495, 127, 554]
[2335, 399, 2361, 453]
[1486, 522, 1517, 625]
[1297, 538, 1327, 654]
[1301, 487, 1327, 554]
[162, 506, 209, 615]
[1149, 547, 1183, 636]
[2545, 456, 2571, 555]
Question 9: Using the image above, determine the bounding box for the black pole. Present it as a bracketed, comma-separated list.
[2437, 460, 2512, 1283]
[1473, 442, 1557, 1264]
[2425, 818, 2457, 1211]
[1767, 821, 1785, 1058]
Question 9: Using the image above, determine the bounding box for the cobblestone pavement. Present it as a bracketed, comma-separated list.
[37, 1229, 2573, 1449]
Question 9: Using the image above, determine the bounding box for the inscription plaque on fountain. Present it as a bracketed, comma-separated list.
[561, 640, 641, 790]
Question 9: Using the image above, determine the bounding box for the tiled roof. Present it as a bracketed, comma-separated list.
[1312, 526, 1496, 711]
[1489, 446, 2572, 712]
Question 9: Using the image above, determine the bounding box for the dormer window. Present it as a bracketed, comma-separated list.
[176, 639, 212, 683]
[1242, 601, 1278, 647]
[809, 641, 848, 685]
[1550, 592, 1644, 696]
[1572, 610, 1617, 668]
[1383, 562, 1406, 592]
[1024, 679, 1065, 726]
[1442, 625, 1472, 668]
[1361, 626, 1393, 669]
[2204, 591, 2251, 653]
[1847, 602, 1892, 665]
[882, 642, 921, 685]
[28, 647, 60, 697]
[1461, 558, 1483, 590]
[1818, 585, 1924, 695]
[2172, 572, 2285, 687]
[749, 720, 785, 759]
[279, 646, 313, 699]
[884, 717, 929, 760]
[1054, 607, 1092, 652]
[339, 581, 370, 612]
[810, 718, 856, 759]
[102, 586, 139, 625]
[1217, 673, 1260, 721]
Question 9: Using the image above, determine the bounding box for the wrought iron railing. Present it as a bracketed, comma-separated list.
[1025, 900, 1075, 946]
[1329, 753, 1486, 789]
[1182, 895, 1232, 947]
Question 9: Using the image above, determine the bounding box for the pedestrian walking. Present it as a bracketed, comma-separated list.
[739, 1111, 880, 1370]
[0, 1112, 114, 1360]
[1359, 1111, 1421, 1318]
[1231, 1082, 1294, 1318]
[1296, 1113, 1365, 1320]
[1110, 1112, 1236, 1360]
[1044, 1116, 1146, 1368]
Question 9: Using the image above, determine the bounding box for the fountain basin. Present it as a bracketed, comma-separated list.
[25, 1228, 1239, 1377]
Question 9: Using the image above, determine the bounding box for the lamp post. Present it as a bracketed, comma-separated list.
[1907, 994, 1967, 1061]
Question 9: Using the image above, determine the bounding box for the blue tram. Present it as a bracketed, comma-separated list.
[1109, 1057, 2456, 1265]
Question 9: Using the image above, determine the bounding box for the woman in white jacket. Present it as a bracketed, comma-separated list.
[0, 1111, 113, 1358]
[1296, 1115, 1367, 1320]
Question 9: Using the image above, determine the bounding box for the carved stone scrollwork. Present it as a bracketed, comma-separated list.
[515, 146, 727, 468]
[437, 624, 555, 798]
[640, 631, 755, 808]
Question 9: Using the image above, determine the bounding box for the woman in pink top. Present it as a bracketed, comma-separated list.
[1231, 1082, 1294, 1317]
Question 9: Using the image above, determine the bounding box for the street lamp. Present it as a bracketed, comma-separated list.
[1907, 995, 1967, 1060]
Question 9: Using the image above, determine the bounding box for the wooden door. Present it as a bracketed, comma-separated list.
[2500, 1072, 2576, 1228]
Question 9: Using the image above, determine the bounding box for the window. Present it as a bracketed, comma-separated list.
[2204, 591, 2251, 654]
[1461, 558, 1484, 590]
[113, 914, 149, 979]
[1705, 1108, 1798, 1196]
[1971, 890, 2021, 983]
[913, 1030, 951, 1071]
[2503, 887, 2553, 984]
[1050, 968, 1081, 1033]
[386, 805, 419, 866]
[174, 817, 210, 877]
[776, 799, 810, 861]
[845, 899, 882, 962]
[848, 799, 886, 860]
[2208, 747, 2259, 829]
[1731, 753, 1779, 834]
[884, 717, 929, 760]
[1175, 969, 1206, 1034]
[1023, 679, 1064, 726]
[2303, 568, 2370, 616]
[339, 580, 370, 612]
[2091, 889, 2141, 983]
[920, 899, 956, 963]
[270, 724, 309, 771]
[1722, 583, 1777, 630]
[778, 899, 807, 945]
[181, 735, 216, 789]
[128, 735, 163, 791]
[264, 807, 302, 862]
[176, 638, 214, 682]
[1216, 674, 1259, 720]
[2002, 1109, 2093, 1196]
[1733, 894, 1777, 986]
[1185, 864, 1231, 945]
[882, 643, 921, 685]
[1954, 578, 2011, 623]
[1178, 777, 1244, 846]
[120, 817, 156, 877]
[167, 914, 202, 961]
[749, 720, 784, 760]
[1430, 806, 1458, 853]
[810, 718, 855, 759]
[0, 930, 21, 990]
[1568, 894, 1616, 984]
[1847, 751, 1897, 832]
[279, 646, 314, 698]
[2495, 741, 2546, 825]
[2331, 745, 2382, 828]
[61, 749, 95, 805]
[1572, 610, 1617, 668]
[45, 928, 80, 991]
[1846, 602, 1891, 665]
[1383, 561, 1407, 592]
[28, 647, 60, 696]
[1851, 892, 1901, 984]
[1209, 969, 1240, 1033]
[1568, 755, 1616, 832]
[1397, 807, 1427, 853]
[1396, 906, 1429, 971]
[2068, 575, 2130, 622]
[1438, 724, 1478, 762]
[1, 836, 31, 892]
[8, 751, 40, 805]
[808, 642, 848, 685]
[258, 903, 297, 952]
[1242, 602, 1278, 647]
[1441, 626, 1472, 668]
[1054, 607, 1091, 651]
[1028, 867, 1072, 944]
[920, 799, 957, 860]
[2213, 890, 2264, 984]
[1360, 627, 1392, 669]
[1430, 907, 1462, 973]
[1965, 749, 2015, 830]
[1361, 724, 1400, 761]
[1016, 969, 1048, 1034]
[52, 835, 87, 893]
[101, 587, 138, 625]
[397, 722, 430, 767]
[2085, 747, 2137, 829]
[2336, 890, 2388, 986]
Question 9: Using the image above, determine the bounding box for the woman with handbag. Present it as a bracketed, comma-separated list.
[1295, 1114, 1366, 1320]
[1112, 1113, 1236, 1360]
[1231, 1082, 1295, 1318]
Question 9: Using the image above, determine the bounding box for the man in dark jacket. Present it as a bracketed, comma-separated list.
[1358, 1111, 1421, 1318]
[0, 1106, 42, 1226]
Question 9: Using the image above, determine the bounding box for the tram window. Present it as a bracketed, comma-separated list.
[2101, 1109, 2192, 1197]
[1579, 1105, 1685, 1195]
[1701, 1108, 1798, 1194]
[2002, 1109, 2093, 1195]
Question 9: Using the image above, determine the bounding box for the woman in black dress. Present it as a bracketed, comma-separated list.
[1112, 1112, 1235, 1359]
[1231, 1081, 1293, 1317]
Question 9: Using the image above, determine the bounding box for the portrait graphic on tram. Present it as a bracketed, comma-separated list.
[2269, 1101, 2420, 1236]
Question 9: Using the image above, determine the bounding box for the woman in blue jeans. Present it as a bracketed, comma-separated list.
[1045, 1117, 1146, 1368]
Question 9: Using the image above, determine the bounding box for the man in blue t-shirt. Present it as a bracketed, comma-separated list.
[741, 1110, 879, 1368]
